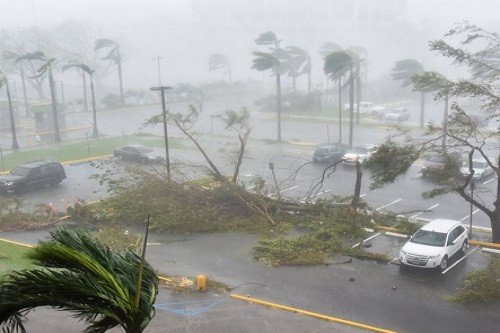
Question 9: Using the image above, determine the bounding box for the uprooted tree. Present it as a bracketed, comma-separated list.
[366, 23, 500, 242]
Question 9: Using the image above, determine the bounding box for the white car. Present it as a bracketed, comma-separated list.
[399, 219, 468, 271]
[342, 144, 378, 166]
[384, 108, 409, 122]
[460, 159, 494, 180]
[344, 102, 386, 116]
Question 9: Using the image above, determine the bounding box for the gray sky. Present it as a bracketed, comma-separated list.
[1, 0, 499, 89]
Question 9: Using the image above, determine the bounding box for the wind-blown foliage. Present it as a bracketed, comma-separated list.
[95, 38, 125, 106]
[0, 229, 158, 333]
[208, 54, 232, 83]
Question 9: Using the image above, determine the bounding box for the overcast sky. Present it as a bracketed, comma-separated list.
[1, 0, 499, 89]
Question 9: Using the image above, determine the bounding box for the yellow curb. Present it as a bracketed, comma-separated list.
[61, 154, 113, 165]
[289, 141, 318, 146]
[0, 238, 34, 248]
[230, 293, 397, 333]
[469, 240, 500, 249]
[375, 226, 399, 233]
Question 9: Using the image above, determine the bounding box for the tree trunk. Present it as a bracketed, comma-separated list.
[6, 80, 19, 150]
[90, 75, 98, 138]
[441, 94, 448, 151]
[19, 63, 29, 116]
[48, 67, 62, 142]
[348, 66, 354, 148]
[82, 71, 89, 112]
[117, 54, 125, 107]
[492, 157, 500, 243]
[276, 73, 282, 142]
[307, 69, 311, 95]
[351, 159, 362, 210]
[419, 92, 425, 129]
[356, 71, 361, 125]
[338, 76, 342, 144]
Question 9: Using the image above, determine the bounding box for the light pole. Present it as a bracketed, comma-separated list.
[469, 180, 475, 239]
[150, 85, 173, 179]
[154, 56, 162, 86]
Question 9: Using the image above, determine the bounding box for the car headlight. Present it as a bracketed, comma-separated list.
[5, 181, 14, 186]
[427, 254, 440, 259]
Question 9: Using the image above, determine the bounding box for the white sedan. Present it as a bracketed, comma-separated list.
[341, 144, 378, 166]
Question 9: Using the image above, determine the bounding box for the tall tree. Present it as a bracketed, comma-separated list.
[62, 62, 99, 138]
[252, 31, 285, 141]
[319, 42, 343, 142]
[95, 38, 125, 106]
[350, 46, 367, 124]
[0, 69, 19, 149]
[1, 50, 30, 116]
[367, 23, 500, 243]
[324, 50, 360, 148]
[392, 59, 426, 128]
[16, 51, 62, 142]
[0, 228, 158, 333]
[208, 54, 232, 84]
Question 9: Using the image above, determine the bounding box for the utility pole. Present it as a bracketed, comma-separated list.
[150, 85, 173, 179]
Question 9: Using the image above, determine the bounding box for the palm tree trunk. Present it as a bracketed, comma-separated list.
[307, 69, 311, 95]
[6, 81, 19, 149]
[82, 71, 89, 112]
[348, 66, 354, 148]
[351, 160, 363, 210]
[117, 57, 125, 107]
[356, 73, 361, 124]
[276, 73, 282, 141]
[419, 92, 425, 129]
[90, 75, 98, 138]
[19, 63, 29, 116]
[48, 67, 62, 142]
[338, 76, 342, 144]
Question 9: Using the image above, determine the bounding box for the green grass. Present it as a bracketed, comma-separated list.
[0, 135, 190, 172]
[0, 240, 36, 276]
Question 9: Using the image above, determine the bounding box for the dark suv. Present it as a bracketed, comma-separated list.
[0, 160, 66, 194]
[313, 144, 347, 164]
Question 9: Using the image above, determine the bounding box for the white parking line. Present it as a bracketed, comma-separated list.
[281, 185, 298, 193]
[385, 231, 408, 238]
[411, 203, 439, 219]
[360, 193, 367, 198]
[352, 232, 381, 248]
[441, 247, 478, 274]
[376, 199, 402, 212]
[460, 209, 480, 222]
[483, 177, 496, 185]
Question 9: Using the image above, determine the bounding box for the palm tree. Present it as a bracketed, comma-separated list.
[62, 62, 99, 138]
[2, 50, 30, 116]
[324, 50, 360, 148]
[392, 59, 426, 128]
[95, 38, 125, 106]
[252, 31, 285, 141]
[349, 46, 367, 124]
[0, 69, 19, 149]
[412, 71, 453, 151]
[16, 51, 62, 142]
[0, 228, 158, 333]
[319, 42, 343, 141]
[285, 46, 312, 94]
[208, 54, 232, 84]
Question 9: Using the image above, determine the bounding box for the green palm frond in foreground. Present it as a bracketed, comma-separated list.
[0, 229, 158, 333]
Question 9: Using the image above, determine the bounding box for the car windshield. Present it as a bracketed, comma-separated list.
[349, 148, 368, 155]
[410, 230, 447, 247]
[10, 166, 30, 176]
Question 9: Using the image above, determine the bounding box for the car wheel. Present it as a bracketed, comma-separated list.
[50, 179, 59, 187]
[439, 255, 448, 271]
[460, 240, 468, 255]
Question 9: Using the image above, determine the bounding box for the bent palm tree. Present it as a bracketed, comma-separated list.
[285, 46, 312, 94]
[16, 51, 62, 142]
[0, 228, 158, 333]
[0, 69, 19, 149]
[2, 50, 30, 116]
[208, 54, 232, 84]
[324, 50, 360, 148]
[392, 59, 426, 128]
[412, 71, 453, 151]
[95, 38, 125, 106]
[62, 62, 99, 138]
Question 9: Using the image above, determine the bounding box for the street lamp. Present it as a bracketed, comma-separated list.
[153, 56, 162, 86]
[150, 85, 173, 179]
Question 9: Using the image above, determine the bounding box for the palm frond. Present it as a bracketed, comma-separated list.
[94, 38, 118, 51]
[62, 63, 94, 75]
[251, 51, 279, 71]
[255, 31, 278, 46]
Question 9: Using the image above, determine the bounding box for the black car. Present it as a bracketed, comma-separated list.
[113, 145, 164, 163]
[313, 144, 347, 164]
[0, 160, 66, 194]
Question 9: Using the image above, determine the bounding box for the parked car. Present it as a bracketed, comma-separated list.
[384, 108, 409, 122]
[313, 143, 347, 164]
[420, 152, 462, 179]
[113, 145, 164, 163]
[460, 158, 494, 180]
[342, 144, 378, 166]
[399, 219, 468, 271]
[344, 102, 386, 116]
[0, 160, 66, 194]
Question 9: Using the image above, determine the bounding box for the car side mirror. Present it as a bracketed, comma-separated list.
[447, 240, 455, 246]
